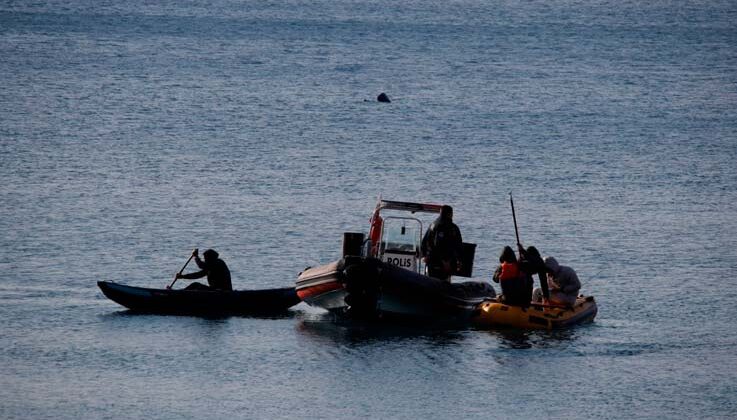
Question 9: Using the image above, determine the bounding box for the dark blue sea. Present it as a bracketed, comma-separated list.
[2, 0, 736, 418]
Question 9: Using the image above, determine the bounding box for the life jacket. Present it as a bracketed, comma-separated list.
[498, 261, 522, 281]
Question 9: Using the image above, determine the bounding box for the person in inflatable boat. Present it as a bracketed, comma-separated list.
[175, 248, 233, 291]
[492, 246, 533, 306]
[518, 245, 546, 292]
[532, 256, 581, 306]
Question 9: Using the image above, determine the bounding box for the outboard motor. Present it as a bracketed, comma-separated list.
[343, 258, 381, 318]
[342, 232, 365, 257]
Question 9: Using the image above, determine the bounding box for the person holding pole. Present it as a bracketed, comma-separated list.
[519, 245, 548, 300]
[174, 248, 232, 291]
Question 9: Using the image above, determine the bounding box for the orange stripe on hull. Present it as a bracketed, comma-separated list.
[296, 281, 343, 300]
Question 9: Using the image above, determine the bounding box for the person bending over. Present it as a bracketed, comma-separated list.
[533, 256, 580, 306]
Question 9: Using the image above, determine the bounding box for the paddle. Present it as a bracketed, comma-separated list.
[167, 249, 198, 289]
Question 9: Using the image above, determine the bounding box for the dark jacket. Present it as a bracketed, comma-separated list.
[421, 216, 463, 265]
[519, 246, 548, 299]
[180, 256, 232, 291]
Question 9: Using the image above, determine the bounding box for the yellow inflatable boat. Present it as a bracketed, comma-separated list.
[472, 296, 597, 330]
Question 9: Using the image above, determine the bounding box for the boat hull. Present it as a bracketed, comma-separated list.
[472, 296, 598, 329]
[296, 257, 496, 320]
[98, 281, 301, 315]
[295, 259, 350, 311]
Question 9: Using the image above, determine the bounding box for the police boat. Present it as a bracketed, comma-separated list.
[295, 199, 496, 319]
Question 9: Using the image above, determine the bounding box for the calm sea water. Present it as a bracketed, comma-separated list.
[2, 1, 737, 418]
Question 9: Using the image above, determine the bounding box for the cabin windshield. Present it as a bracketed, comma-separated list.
[383, 225, 419, 252]
[379, 216, 423, 273]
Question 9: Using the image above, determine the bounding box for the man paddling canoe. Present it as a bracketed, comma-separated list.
[175, 249, 233, 291]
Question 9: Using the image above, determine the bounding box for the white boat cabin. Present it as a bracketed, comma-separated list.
[364, 199, 445, 275]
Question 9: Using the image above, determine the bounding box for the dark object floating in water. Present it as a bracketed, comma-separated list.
[97, 281, 301, 315]
[377, 92, 391, 103]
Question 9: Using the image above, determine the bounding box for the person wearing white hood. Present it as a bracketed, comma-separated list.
[532, 256, 581, 306]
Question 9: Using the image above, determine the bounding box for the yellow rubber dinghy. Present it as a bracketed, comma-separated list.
[473, 296, 598, 330]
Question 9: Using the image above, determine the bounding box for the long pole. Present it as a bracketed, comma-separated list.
[509, 192, 550, 300]
[510, 193, 523, 255]
[510, 194, 550, 300]
[167, 249, 197, 289]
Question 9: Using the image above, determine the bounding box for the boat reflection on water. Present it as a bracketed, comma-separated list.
[295, 314, 469, 347]
[478, 326, 583, 350]
[104, 308, 301, 321]
[295, 313, 587, 360]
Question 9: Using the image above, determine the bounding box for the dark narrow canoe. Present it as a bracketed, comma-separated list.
[98, 281, 301, 315]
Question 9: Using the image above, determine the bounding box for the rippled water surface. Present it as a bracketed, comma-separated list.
[2, 1, 736, 418]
